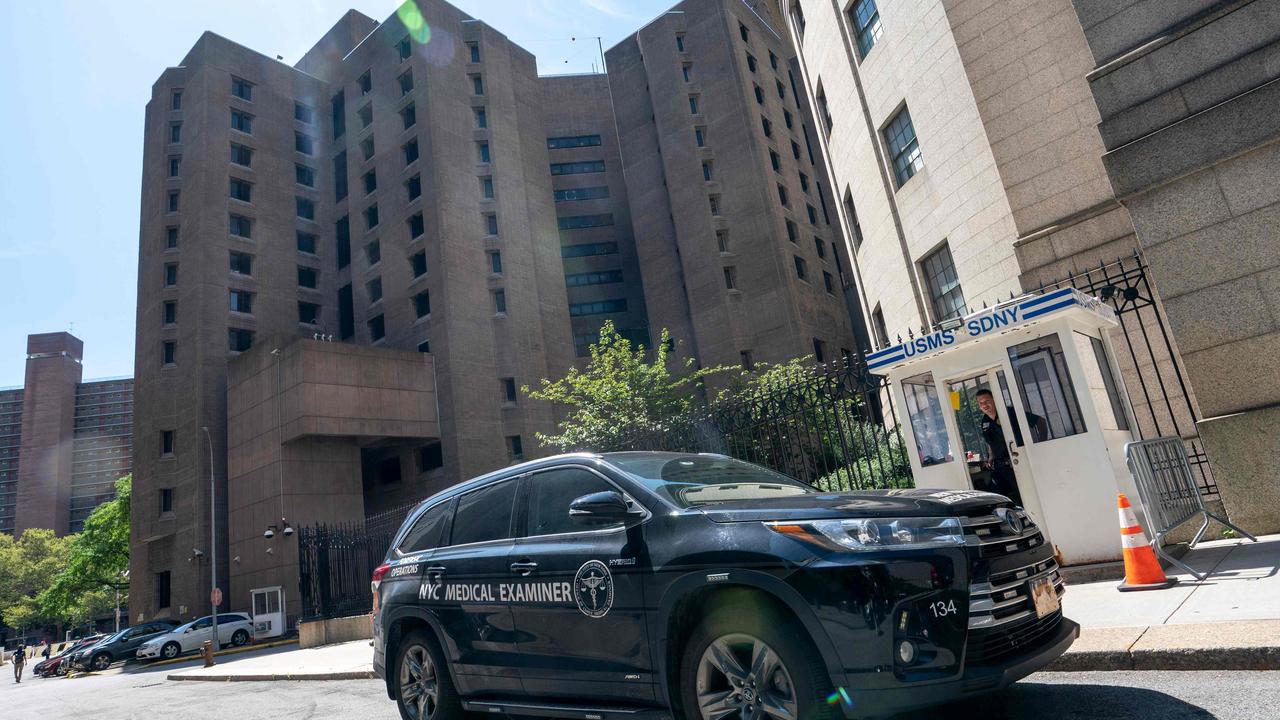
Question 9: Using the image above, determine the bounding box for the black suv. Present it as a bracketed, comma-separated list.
[373, 452, 1077, 720]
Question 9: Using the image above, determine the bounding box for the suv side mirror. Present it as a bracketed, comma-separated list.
[569, 490, 640, 523]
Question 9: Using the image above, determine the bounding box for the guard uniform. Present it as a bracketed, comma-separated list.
[981, 408, 1027, 506]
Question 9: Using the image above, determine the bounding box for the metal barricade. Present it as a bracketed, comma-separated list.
[1125, 437, 1257, 580]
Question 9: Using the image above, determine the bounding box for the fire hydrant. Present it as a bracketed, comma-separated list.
[201, 639, 216, 668]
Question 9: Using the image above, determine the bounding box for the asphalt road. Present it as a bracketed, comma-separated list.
[2, 668, 1273, 719]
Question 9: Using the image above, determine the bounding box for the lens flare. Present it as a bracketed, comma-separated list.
[397, 1, 432, 44]
[825, 687, 854, 708]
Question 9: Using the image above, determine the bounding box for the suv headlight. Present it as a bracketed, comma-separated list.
[767, 517, 964, 551]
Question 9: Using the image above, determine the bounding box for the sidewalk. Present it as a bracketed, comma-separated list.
[166, 639, 375, 682]
[1053, 533, 1280, 670]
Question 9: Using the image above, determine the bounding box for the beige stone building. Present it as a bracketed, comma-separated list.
[1066, 0, 1280, 534]
[779, 0, 1275, 530]
[778, 0, 1131, 345]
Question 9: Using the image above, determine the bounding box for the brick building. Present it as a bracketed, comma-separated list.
[132, 0, 857, 625]
[0, 332, 133, 537]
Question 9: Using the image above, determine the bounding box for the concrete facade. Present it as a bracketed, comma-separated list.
[0, 333, 133, 537]
[1068, 0, 1280, 533]
[226, 339, 439, 621]
[541, 74, 654, 357]
[132, 0, 866, 626]
[607, 0, 859, 372]
[132, 9, 574, 625]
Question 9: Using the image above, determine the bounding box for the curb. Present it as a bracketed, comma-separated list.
[167, 670, 376, 682]
[1049, 620, 1280, 672]
[1050, 645, 1280, 671]
[144, 638, 299, 669]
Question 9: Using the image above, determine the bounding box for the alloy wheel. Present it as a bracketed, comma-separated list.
[399, 643, 440, 720]
[695, 633, 798, 720]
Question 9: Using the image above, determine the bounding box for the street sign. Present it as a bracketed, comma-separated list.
[211, 587, 223, 606]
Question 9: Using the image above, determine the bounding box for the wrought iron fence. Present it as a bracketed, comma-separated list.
[602, 358, 913, 491]
[298, 520, 397, 621]
[1040, 253, 1217, 499]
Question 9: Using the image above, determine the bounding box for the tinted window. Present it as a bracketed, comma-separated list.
[399, 500, 453, 553]
[607, 454, 813, 508]
[450, 480, 517, 546]
[526, 468, 620, 537]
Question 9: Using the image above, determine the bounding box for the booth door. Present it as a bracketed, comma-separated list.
[251, 586, 285, 639]
[945, 368, 1035, 506]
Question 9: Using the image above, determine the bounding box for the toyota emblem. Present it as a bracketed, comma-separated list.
[996, 507, 1023, 535]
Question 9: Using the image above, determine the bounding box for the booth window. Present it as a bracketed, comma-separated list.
[1007, 334, 1086, 441]
[902, 372, 952, 465]
[1075, 332, 1130, 432]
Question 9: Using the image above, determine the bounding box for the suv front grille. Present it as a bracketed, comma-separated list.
[968, 557, 1064, 628]
[961, 511, 1046, 559]
[967, 610, 1063, 665]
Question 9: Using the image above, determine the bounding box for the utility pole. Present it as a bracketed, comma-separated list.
[202, 426, 218, 655]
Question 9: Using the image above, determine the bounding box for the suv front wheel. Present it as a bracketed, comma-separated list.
[681, 606, 834, 720]
[91, 653, 113, 671]
[394, 629, 462, 720]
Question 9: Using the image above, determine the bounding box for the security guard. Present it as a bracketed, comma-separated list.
[975, 389, 1045, 507]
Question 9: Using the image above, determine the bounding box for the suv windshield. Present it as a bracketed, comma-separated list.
[606, 453, 815, 508]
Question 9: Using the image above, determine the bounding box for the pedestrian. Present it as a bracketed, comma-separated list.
[12, 640, 25, 683]
[42, 641, 51, 660]
[975, 389, 1046, 507]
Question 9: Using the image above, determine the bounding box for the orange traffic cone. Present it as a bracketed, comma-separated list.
[1117, 493, 1178, 592]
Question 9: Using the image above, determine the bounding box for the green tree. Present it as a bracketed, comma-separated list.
[0, 528, 73, 629]
[38, 475, 131, 621]
[524, 321, 727, 451]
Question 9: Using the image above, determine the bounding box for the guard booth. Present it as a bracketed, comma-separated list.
[251, 586, 286, 639]
[866, 288, 1141, 565]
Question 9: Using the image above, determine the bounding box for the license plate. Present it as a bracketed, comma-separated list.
[1029, 576, 1059, 618]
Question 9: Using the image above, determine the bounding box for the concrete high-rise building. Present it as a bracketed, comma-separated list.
[0, 332, 133, 537]
[132, 0, 860, 625]
[607, 0, 860, 371]
[541, 74, 654, 357]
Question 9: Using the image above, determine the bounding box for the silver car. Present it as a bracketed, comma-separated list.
[135, 613, 253, 661]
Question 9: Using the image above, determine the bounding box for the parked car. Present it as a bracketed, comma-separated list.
[72, 620, 179, 671]
[135, 613, 253, 661]
[35, 636, 103, 677]
[372, 452, 1075, 720]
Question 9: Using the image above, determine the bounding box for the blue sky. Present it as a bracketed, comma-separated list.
[0, 0, 675, 387]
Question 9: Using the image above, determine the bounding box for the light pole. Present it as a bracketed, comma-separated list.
[201, 426, 218, 654]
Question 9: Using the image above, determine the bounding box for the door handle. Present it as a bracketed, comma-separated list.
[509, 560, 538, 576]
[426, 565, 446, 576]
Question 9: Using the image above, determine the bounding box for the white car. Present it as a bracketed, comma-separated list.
[135, 613, 254, 661]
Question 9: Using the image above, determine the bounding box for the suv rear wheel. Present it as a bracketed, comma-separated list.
[680, 605, 834, 720]
[394, 629, 461, 720]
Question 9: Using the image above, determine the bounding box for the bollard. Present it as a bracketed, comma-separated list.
[201, 639, 216, 668]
